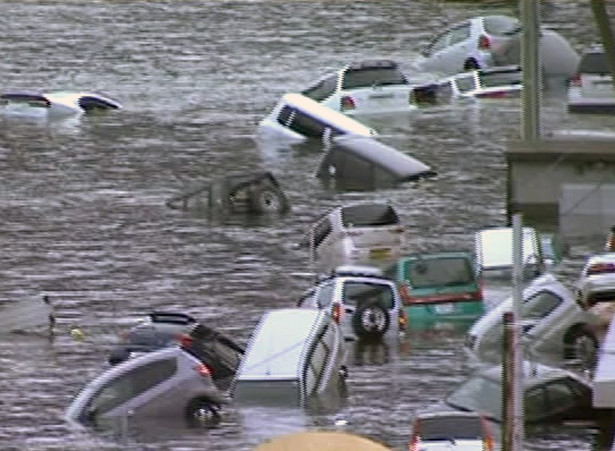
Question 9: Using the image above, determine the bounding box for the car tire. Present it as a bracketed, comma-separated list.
[185, 398, 221, 426]
[248, 187, 289, 214]
[565, 329, 598, 369]
[351, 303, 390, 340]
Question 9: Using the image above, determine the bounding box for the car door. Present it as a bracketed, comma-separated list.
[521, 289, 564, 356]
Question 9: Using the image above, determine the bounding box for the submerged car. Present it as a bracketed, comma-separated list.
[258, 93, 377, 142]
[417, 15, 520, 74]
[575, 253, 615, 345]
[0, 90, 121, 118]
[300, 59, 416, 116]
[408, 410, 497, 451]
[297, 265, 405, 342]
[66, 347, 229, 427]
[232, 309, 346, 407]
[445, 361, 603, 425]
[465, 274, 599, 367]
[306, 202, 405, 272]
[107, 311, 244, 372]
[385, 251, 484, 326]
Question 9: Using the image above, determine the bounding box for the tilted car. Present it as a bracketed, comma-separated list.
[417, 15, 520, 74]
[0, 90, 121, 118]
[444, 361, 606, 426]
[297, 265, 405, 342]
[465, 274, 599, 368]
[232, 308, 346, 407]
[65, 347, 229, 427]
[300, 59, 416, 116]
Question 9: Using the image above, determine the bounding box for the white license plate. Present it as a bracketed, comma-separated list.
[434, 303, 454, 314]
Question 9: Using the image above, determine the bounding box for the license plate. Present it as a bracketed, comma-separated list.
[434, 303, 454, 314]
[370, 248, 391, 260]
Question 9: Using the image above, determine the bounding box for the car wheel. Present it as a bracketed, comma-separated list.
[566, 330, 598, 369]
[352, 303, 391, 340]
[185, 398, 221, 426]
[248, 187, 289, 214]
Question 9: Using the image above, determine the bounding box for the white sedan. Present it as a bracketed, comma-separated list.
[1, 90, 121, 118]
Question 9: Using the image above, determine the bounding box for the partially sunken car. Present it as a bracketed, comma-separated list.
[258, 93, 377, 142]
[165, 171, 290, 216]
[306, 202, 405, 272]
[300, 59, 416, 116]
[0, 90, 121, 118]
[65, 347, 229, 427]
[465, 274, 598, 367]
[231, 309, 346, 406]
[297, 265, 405, 342]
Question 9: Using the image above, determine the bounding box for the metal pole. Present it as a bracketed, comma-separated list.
[590, 0, 615, 92]
[511, 213, 525, 450]
[520, 0, 541, 141]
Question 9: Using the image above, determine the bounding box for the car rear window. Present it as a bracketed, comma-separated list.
[342, 67, 408, 90]
[407, 257, 474, 289]
[417, 416, 484, 440]
[340, 204, 399, 227]
[342, 281, 394, 310]
[302, 74, 338, 102]
[483, 16, 519, 36]
[579, 52, 609, 74]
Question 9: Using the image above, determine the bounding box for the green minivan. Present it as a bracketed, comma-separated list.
[385, 251, 484, 326]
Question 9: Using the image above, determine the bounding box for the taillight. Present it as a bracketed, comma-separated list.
[398, 308, 407, 330]
[408, 426, 420, 451]
[341, 95, 356, 111]
[195, 363, 212, 377]
[400, 283, 413, 305]
[478, 34, 491, 50]
[476, 278, 485, 300]
[570, 73, 581, 87]
[332, 303, 343, 323]
[177, 333, 193, 347]
[484, 436, 495, 451]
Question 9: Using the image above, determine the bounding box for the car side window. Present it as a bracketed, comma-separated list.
[522, 290, 562, 319]
[312, 217, 332, 248]
[448, 23, 470, 45]
[87, 358, 177, 416]
[426, 31, 450, 55]
[302, 74, 338, 102]
[315, 280, 336, 308]
[276, 105, 294, 126]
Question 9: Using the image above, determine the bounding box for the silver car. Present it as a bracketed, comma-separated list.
[65, 347, 229, 427]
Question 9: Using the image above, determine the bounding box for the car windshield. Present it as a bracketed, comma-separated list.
[483, 16, 519, 36]
[342, 67, 408, 89]
[579, 52, 609, 74]
[446, 375, 502, 421]
[342, 281, 394, 309]
[418, 416, 485, 440]
[341, 204, 399, 227]
[407, 257, 474, 289]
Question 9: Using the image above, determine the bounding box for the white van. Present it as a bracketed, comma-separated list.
[474, 226, 545, 278]
[307, 202, 405, 272]
[232, 309, 346, 406]
[258, 93, 377, 142]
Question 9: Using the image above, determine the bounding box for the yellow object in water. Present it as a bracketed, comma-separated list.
[255, 431, 391, 451]
[70, 327, 84, 341]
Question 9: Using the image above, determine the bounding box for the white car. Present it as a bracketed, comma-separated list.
[306, 202, 405, 272]
[575, 253, 615, 345]
[417, 15, 520, 74]
[409, 410, 498, 451]
[258, 92, 377, 142]
[297, 265, 405, 342]
[0, 90, 121, 118]
[568, 49, 615, 114]
[300, 59, 416, 116]
[465, 274, 598, 368]
[232, 308, 346, 406]
[65, 347, 229, 427]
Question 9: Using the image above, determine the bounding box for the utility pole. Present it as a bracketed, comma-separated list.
[511, 213, 525, 451]
[520, 0, 541, 141]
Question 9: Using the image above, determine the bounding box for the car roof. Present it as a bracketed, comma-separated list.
[333, 264, 384, 278]
[397, 251, 474, 262]
[345, 59, 400, 71]
[415, 409, 484, 420]
[584, 252, 615, 266]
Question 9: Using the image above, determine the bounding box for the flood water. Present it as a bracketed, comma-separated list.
[0, 1, 613, 450]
